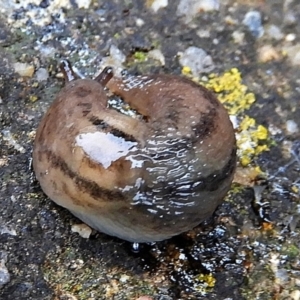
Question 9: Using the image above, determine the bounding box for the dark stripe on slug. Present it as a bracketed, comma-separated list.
[192, 146, 237, 192]
[198, 85, 220, 108]
[191, 107, 218, 140]
[77, 102, 92, 117]
[88, 116, 109, 128]
[88, 116, 137, 142]
[109, 128, 137, 143]
[45, 150, 126, 202]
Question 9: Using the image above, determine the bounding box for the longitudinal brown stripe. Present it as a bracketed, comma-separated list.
[89, 116, 109, 128]
[45, 150, 126, 202]
[88, 116, 137, 142]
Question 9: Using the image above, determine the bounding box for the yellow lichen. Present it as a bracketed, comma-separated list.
[181, 66, 192, 76]
[201, 68, 255, 115]
[235, 116, 269, 167]
[196, 273, 216, 288]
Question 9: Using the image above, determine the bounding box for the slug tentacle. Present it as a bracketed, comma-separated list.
[60, 60, 77, 82]
[33, 62, 236, 243]
[94, 66, 114, 86]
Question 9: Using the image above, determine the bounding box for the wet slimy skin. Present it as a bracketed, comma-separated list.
[33, 62, 236, 243]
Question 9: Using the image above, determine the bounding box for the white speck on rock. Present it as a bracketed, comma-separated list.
[136, 18, 145, 27]
[242, 11, 264, 38]
[285, 33, 296, 42]
[71, 223, 92, 239]
[179, 46, 215, 76]
[179, 253, 186, 260]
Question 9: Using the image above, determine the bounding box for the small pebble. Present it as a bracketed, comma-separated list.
[224, 15, 237, 25]
[148, 49, 165, 65]
[177, 0, 220, 23]
[196, 29, 210, 38]
[285, 33, 296, 42]
[35, 68, 49, 81]
[258, 45, 280, 62]
[13, 62, 35, 77]
[0, 251, 10, 287]
[119, 274, 130, 283]
[232, 31, 245, 44]
[71, 223, 92, 238]
[2, 129, 26, 153]
[275, 268, 289, 284]
[266, 25, 283, 40]
[75, 0, 92, 9]
[148, 0, 168, 13]
[286, 120, 299, 134]
[290, 290, 300, 300]
[101, 45, 126, 76]
[242, 11, 264, 38]
[0, 224, 17, 236]
[179, 46, 214, 76]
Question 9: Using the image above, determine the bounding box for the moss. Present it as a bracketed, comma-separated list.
[133, 51, 148, 62]
[281, 244, 300, 260]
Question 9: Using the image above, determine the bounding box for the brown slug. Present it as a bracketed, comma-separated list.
[32, 61, 236, 243]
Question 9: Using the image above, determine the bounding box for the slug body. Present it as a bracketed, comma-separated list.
[33, 63, 236, 243]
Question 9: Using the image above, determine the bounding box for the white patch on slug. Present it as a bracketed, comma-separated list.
[122, 76, 154, 91]
[75, 132, 137, 168]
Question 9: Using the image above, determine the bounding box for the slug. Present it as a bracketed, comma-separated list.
[32, 61, 236, 243]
